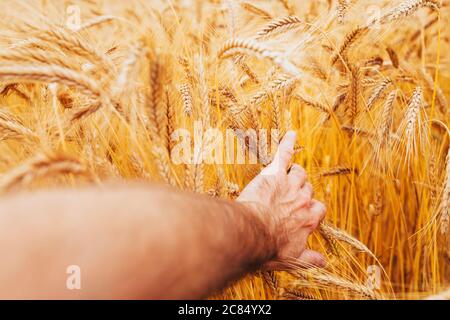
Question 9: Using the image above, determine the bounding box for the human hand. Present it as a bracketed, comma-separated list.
[237, 131, 327, 270]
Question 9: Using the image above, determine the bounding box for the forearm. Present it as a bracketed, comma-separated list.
[0, 183, 276, 299]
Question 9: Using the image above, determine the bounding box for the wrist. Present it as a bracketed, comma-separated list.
[236, 200, 279, 264]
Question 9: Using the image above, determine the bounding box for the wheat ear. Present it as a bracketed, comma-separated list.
[240, 2, 272, 21]
[0, 65, 101, 98]
[402, 86, 424, 158]
[439, 149, 449, 236]
[347, 65, 360, 127]
[286, 262, 379, 299]
[0, 153, 87, 192]
[337, 0, 350, 24]
[152, 146, 176, 186]
[386, 47, 399, 68]
[380, 0, 440, 24]
[319, 167, 355, 177]
[367, 78, 392, 110]
[179, 84, 193, 116]
[75, 15, 120, 32]
[0, 109, 37, 140]
[256, 16, 302, 38]
[331, 27, 368, 65]
[319, 222, 375, 257]
[218, 38, 300, 76]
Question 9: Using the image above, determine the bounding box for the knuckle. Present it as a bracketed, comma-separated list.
[299, 184, 313, 202]
[306, 217, 320, 232]
[311, 219, 320, 230]
[293, 164, 306, 176]
[317, 202, 327, 220]
[289, 165, 307, 185]
[304, 183, 313, 195]
[298, 170, 307, 181]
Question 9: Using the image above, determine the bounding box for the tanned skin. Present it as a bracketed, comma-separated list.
[0, 131, 326, 299]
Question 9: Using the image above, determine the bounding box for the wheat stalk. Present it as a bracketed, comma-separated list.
[0, 153, 87, 192]
[20, 26, 115, 74]
[0, 65, 119, 121]
[366, 78, 392, 110]
[196, 54, 210, 127]
[0, 47, 74, 70]
[0, 109, 37, 140]
[249, 74, 299, 106]
[319, 222, 374, 256]
[178, 56, 195, 87]
[378, 89, 398, 148]
[337, 0, 350, 24]
[296, 94, 330, 115]
[256, 16, 303, 38]
[400, 86, 424, 159]
[419, 68, 448, 115]
[240, 2, 272, 21]
[380, 0, 440, 24]
[234, 57, 260, 84]
[179, 84, 193, 116]
[75, 15, 120, 32]
[147, 60, 164, 139]
[287, 262, 379, 300]
[386, 47, 399, 68]
[165, 88, 176, 154]
[218, 38, 300, 76]
[152, 146, 176, 186]
[440, 149, 449, 236]
[331, 27, 368, 65]
[341, 125, 376, 138]
[282, 287, 317, 300]
[347, 65, 360, 127]
[319, 167, 355, 177]
[0, 65, 102, 98]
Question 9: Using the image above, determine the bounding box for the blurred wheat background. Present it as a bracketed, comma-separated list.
[0, 0, 448, 299]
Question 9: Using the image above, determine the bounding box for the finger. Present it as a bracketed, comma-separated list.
[300, 182, 314, 200]
[309, 199, 327, 223]
[298, 249, 326, 268]
[287, 164, 307, 188]
[264, 131, 296, 175]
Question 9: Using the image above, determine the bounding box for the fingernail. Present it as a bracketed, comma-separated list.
[284, 130, 296, 147]
[286, 130, 296, 139]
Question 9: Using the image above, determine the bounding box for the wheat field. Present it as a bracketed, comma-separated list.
[0, 0, 448, 300]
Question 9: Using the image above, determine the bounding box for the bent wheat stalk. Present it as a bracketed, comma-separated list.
[0, 65, 102, 98]
[319, 222, 375, 258]
[75, 15, 123, 32]
[0, 153, 87, 192]
[284, 259, 380, 300]
[240, 2, 272, 21]
[379, 0, 440, 24]
[256, 16, 303, 38]
[218, 38, 300, 76]
[331, 27, 368, 65]
[367, 78, 392, 110]
[439, 149, 449, 236]
[0, 109, 38, 140]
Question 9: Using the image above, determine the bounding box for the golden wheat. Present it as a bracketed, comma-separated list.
[0, 0, 448, 300]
